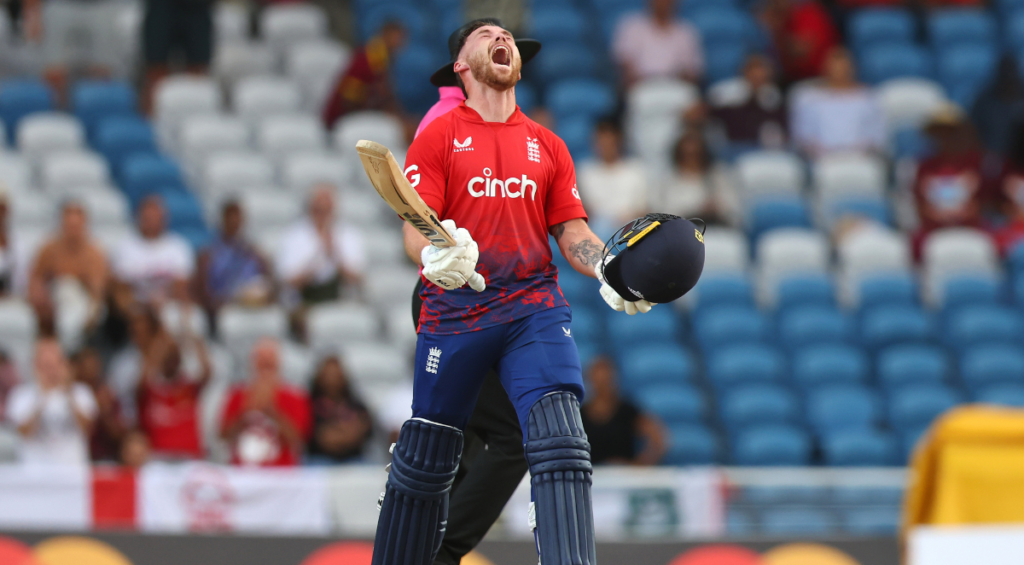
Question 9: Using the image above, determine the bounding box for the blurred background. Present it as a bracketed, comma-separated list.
[0, 0, 1022, 564]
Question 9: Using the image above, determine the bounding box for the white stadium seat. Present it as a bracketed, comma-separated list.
[281, 153, 349, 192]
[385, 304, 417, 355]
[0, 299, 37, 378]
[93, 224, 133, 255]
[10, 191, 56, 232]
[160, 301, 210, 338]
[240, 189, 303, 232]
[218, 305, 289, 358]
[307, 301, 381, 351]
[179, 114, 250, 179]
[736, 150, 805, 197]
[836, 227, 912, 306]
[154, 76, 223, 149]
[701, 227, 750, 273]
[359, 226, 406, 266]
[280, 340, 316, 387]
[260, 3, 328, 50]
[285, 40, 352, 112]
[339, 342, 411, 386]
[877, 78, 947, 132]
[756, 228, 830, 306]
[41, 150, 110, 192]
[365, 265, 419, 307]
[233, 76, 302, 122]
[80, 187, 130, 228]
[201, 151, 275, 194]
[813, 153, 886, 199]
[255, 114, 326, 158]
[214, 1, 250, 43]
[17, 113, 85, 157]
[0, 154, 33, 192]
[922, 228, 1000, 305]
[625, 79, 700, 172]
[334, 111, 406, 163]
[213, 40, 277, 87]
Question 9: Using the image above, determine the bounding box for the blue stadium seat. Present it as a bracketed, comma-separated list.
[704, 43, 749, 83]
[996, 0, 1024, 15]
[892, 127, 934, 160]
[547, 79, 616, 121]
[1008, 240, 1024, 276]
[747, 198, 812, 241]
[555, 115, 594, 161]
[778, 306, 853, 350]
[760, 508, 834, 535]
[878, 344, 949, 391]
[576, 342, 601, 371]
[888, 384, 961, 431]
[597, 6, 645, 42]
[822, 430, 898, 467]
[680, 0, 738, 15]
[694, 305, 770, 352]
[960, 344, 1024, 391]
[937, 44, 999, 107]
[72, 81, 136, 138]
[861, 305, 934, 350]
[607, 307, 681, 346]
[693, 274, 755, 310]
[945, 305, 1024, 350]
[976, 384, 1024, 407]
[163, 191, 205, 231]
[726, 510, 755, 535]
[720, 384, 798, 430]
[733, 425, 812, 466]
[848, 9, 915, 50]
[689, 8, 755, 46]
[941, 276, 1001, 312]
[516, 82, 538, 113]
[174, 225, 213, 250]
[529, 7, 587, 44]
[119, 154, 186, 205]
[93, 117, 157, 172]
[829, 198, 892, 226]
[569, 305, 604, 348]
[664, 423, 720, 465]
[842, 508, 901, 535]
[391, 47, 447, 115]
[1006, 11, 1024, 51]
[534, 44, 599, 83]
[559, 269, 597, 308]
[359, 4, 430, 41]
[635, 384, 705, 425]
[777, 275, 835, 311]
[0, 79, 55, 142]
[928, 9, 997, 47]
[808, 385, 880, 434]
[901, 425, 930, 462]
[859, 43, 933, 84]
[618, 345, 694, 390]
[707, 343, 785, 389]
[793, 344, 869, 389]
[859, 274, 918, 310]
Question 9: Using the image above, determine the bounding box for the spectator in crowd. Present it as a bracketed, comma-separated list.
[120, 428, 151, 469]
[577, 120, 648, 232]
[307, 356, 372, 463]
[72, 347, 125, 462]
[709, 54, 788, 153]
[195, 200, 274, 321]
[0, 192, 19, 297]
[761, 0, 840, 83]
[108, 305, 170, 423]
[972, 55, 1024, 155]
[791, 46, 886, 158]
[112, 195, 195, 315]
[276, 185, 365, 314]
[912, 104, 991, 256]
[579, 356, 667, 465]
[322, 20, 407, 127]
[141, 0, 214, 114]
[0, 349, 18, 422]
[136, 315, 210, 460]
[220, 338, 311, 467]
[5, 338, 97, 465]
[659, 132, 740, 226]
[613, 0, 704, 86]
[28, 201, 109, 352]
[993, 124, 1024, 253]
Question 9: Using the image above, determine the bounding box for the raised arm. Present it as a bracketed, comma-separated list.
[549, 218, 605, 278]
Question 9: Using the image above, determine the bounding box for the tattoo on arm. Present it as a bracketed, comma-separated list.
[550, 222, 566, 241]
[568, 239, 604, 267]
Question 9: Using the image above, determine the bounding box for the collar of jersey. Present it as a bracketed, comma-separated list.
[454, 102, 526, 126]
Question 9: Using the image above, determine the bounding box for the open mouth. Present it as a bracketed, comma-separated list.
[491, 45, 511, 67]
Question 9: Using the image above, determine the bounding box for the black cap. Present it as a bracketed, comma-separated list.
[602, 214, 706, 304]
[430, 18, 542, 87]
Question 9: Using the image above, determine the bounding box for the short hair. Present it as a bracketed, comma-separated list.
[453, 18, 504, 95]
[594, 118, 623, 137]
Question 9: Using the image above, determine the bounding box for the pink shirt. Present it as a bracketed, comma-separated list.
[414, 87, 467, 138]
[613, 14, 704, 80]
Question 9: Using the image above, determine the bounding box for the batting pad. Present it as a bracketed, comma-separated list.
[372, 419, 464, 565]
[525, 392, 596, 565]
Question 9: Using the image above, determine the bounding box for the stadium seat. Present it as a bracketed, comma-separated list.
[747, 197, 812, 241]
[928, 9, 997, 48]
[556, 269, 596, 308]
[936, 44, 999, 106]
[823, 430, 897, 467]
[837, 228, 912, 287]
[736, 150, 805, 197]
[556, 115, 595, 160]
[0, 300, 39, 377]
[760, 508, 833, 536]
[945, 305, 1024, 350]
[701, 227, 749, 273]
[960, 344, 1024, 391]
[0, 154, 32, 192]
[857, 274, 919, 311]
[41, 150, 111, 194]
[976, 384, 1024, 407]
[807, 385, 880, 434]
[776, 275, 836, 311]
[260, 3, 328, 48]
[704, 43, 749, 83]
[940, 276, 1002, 312]
[756, 228, 830, 306]
[624, 79, 699, 169]
[529, 6, 587, 44]
[212, 41, 277, 88]
[720, 384, 799, 430]
[877, 78, 948, 132]
[793, 344, 869, 389]
[307, 301, 381, 351]
[693, 305, 770, 352]
[878, 344, 949, 391]
[607, 307, 681, 346]
[214, 1, 248, 42]
[285, 40, 353, 112]
[547, 79, 617, 122]
[358, 3, 429, 42]
[663, 424, 720, 465]
[255, 114, 325, 158]
[1007, 11, 1024, 52]
[233, 76, 302, 122]
[861, 305, 934, 350]
[732, 425, 812, 466]
[848, 9, 915, 49]
[333, 111, 406, 161]
[72, 81, 136, 137]
[842, 508, 901, 535]
[888, 384, 961, 431]
[827, 198, 891, 227]
[217, 305, 289, 358]
[692, 273, 755, 310]
[707, 343, 785, 389]
[201, 151, 275, 195]
[814, 153, 886, 202]
[892, 127, 933, 160]
[18, 113, 85, 156]
[11, 192, 56, 235]
[162, 191, 206, 232]
[119, 154, 187, 205]
[0, 79, 55, 142]
[281, 153, 349, 193]
[569, 305, 604, 350]
[94, 117, 158, 172]
[634, 384, 705, 425]
[79, 188, 130, 228]
[618, 345, 695, 390]
[534, 44, 600, 83]
[153, 76, 223, 142]
[689, 8, 756, 46]
[391, 47, 447, 115]
[859, 43, 933, 84]
[778, 306, 852, 350]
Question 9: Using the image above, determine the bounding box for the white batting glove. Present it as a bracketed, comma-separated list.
[595, 255, 655, 315]
[421, 219, 487, 292]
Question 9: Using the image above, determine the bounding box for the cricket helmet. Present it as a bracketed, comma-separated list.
[601, 214, 706, 304]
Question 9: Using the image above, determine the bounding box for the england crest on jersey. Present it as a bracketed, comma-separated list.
[527, 137, 540, 163]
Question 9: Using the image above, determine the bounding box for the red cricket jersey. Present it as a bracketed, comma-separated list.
[219, 385, 312, 467]
[404, 103, 588, 334]
[138, 378, 203, 458]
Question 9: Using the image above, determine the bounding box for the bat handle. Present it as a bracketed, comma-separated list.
[468, 272, 487, 292]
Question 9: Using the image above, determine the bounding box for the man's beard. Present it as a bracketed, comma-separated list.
[468, 49, 521, 91]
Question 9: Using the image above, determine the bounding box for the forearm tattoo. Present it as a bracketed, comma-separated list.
[568, 239, 604, 267]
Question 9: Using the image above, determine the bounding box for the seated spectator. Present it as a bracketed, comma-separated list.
[277, 185, 365, 313]
[577, 120, 648, 233]
[112, 195, 195, 314]
[0, 192, 20, 297]
[72, 347, 125, 462]
[5, 338, 97, 465]
[993, 124, 1024, 253]
[307, 356, 372, 463]
[791, 47, 886, 158]
[659, 132, 740, 226]
[322, 21, 406, 127]
[141, 0, 214, 114]
[0, 349, 20, 422]
[579, 356, 667, 465]
[195, 200, 274, 320]
[912, 104, 991, 255]
[219, 338, 311, 467]
[709, 54, 787, 153]
[613, 0, 704, 86]
[137, 318, 210, 460]
[28, 201, 109, 351]
[761, 0, 840, 83]
[120, 428, 151, 469]
[109, 305, 170, 423]
[972, 55, 1024, 155]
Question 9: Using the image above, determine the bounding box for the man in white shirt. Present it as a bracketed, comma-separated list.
[112, 195, 195, 311]
[578, 120, 649, 234]
[6, 338, 97, 465]
[276, 184, 365, 309]
[613, 0, 704, 86]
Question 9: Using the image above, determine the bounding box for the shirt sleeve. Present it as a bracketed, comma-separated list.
[545, 135, 589, 227]
[173, 238, 196, 279]
[403, 122, 450, 216]
[72, 384, 98, 420]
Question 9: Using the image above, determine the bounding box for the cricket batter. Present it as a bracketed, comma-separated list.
[372, 17, 654, 565]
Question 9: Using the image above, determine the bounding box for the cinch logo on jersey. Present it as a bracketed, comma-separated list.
[453, 137, 474, 153]
[467, 167, 538, 200]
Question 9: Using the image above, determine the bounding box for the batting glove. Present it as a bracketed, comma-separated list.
[595, 255, 655, 315]
[421, 219, 487, 292]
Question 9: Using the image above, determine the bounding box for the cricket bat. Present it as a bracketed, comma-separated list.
[355, 139, 486, 291]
